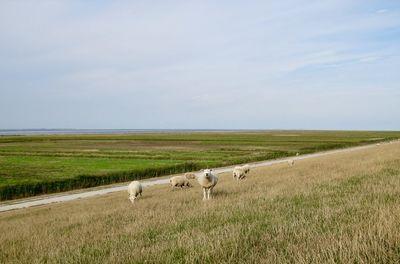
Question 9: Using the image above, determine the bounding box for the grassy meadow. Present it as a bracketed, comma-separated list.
[1, 140, 399, 263]
[1, 130, 399, 200]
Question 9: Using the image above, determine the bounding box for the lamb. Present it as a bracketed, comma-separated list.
[288, 159, 295, 166]
[196, 169, 218, 200]
[233, 166, 246, 180]
[170, 175, 192, 189]
[127, 181, 142, 204]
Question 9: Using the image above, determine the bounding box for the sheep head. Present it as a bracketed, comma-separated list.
[203, 169, 213, 179]
[129, 196, 136, 203]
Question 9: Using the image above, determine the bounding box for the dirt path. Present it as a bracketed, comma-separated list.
[0, 143, 385, 212]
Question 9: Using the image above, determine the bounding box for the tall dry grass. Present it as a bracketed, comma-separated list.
[1, 142, 399, 263]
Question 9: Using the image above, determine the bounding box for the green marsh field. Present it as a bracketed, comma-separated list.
[1, 131, 399, 200]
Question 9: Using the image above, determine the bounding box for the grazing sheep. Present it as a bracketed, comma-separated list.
[184, 173, 196, 180]
[288, 159, 295, 166]
[196, 169, 218, 200]
[242, 164, 250, 174]
[170, 175, 192, 189]
[233, 166, 246, 180]
[127, 181, 142, 204]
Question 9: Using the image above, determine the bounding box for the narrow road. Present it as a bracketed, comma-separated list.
[0, 143, 381, 212]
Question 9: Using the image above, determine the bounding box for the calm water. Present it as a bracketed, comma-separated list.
[0, 129, 244, 136]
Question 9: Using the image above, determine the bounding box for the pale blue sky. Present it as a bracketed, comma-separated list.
[1, 0, 399, 130]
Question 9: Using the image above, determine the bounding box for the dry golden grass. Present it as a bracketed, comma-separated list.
[1, 142, 400, 263]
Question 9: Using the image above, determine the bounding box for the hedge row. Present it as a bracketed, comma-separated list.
[0, 162, 204, 201]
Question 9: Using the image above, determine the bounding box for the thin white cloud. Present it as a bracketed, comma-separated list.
[376, 9, 388, 14]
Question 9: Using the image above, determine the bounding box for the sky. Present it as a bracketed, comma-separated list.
[1, 0, 400, 130]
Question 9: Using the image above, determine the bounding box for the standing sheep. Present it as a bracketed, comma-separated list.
[233, 166, 246, 180]
[196, 169, 218, 200]
[170, 175, 192, 189]
[288, 159, 295, 166]
[127, 181, 142, 204]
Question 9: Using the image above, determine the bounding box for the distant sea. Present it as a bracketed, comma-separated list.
[0, 129, 246, 136]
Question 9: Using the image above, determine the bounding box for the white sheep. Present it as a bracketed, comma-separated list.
[170, 175, 192, 189]
[233, 166, 246, 180]
[288, 159, 295, 166]
[184, 173, 196, 180]
[127, 181, 142, 204]
[242, 164, 250, 174]
[196, 169, 218, 200]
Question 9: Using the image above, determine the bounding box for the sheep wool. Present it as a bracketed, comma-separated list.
[242, 164, 250, 174]
[127, 181, 142, 204]
[196, 169, 218, 200]
[184, 173, 196, 180]
[233, 167, 246, 180]
[170, 176, 192, 188]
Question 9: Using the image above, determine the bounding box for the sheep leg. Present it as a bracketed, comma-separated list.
[207, 188, 212, 200]
[203, 188, 207, 200]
